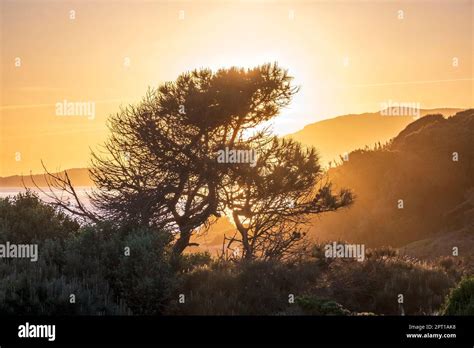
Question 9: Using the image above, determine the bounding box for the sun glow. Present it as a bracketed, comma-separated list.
[1, 0, 472, 176]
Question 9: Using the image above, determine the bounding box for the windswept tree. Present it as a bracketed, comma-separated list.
[89, 63, 297, 258]
[222, 137, 352, 261]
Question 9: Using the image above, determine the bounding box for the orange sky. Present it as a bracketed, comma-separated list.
[1, 0, 473, 176]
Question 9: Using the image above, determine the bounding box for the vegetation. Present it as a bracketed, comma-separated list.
[4, 66, 471, 316]
[0, 191, 80, 243]
[0, 193, 465, 315]
[310, 109, 474, 248]
[441, 276, 474, 315]
[295, 296, 351, 316]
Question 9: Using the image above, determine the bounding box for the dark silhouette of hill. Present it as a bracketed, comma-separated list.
[309, 109, 474, 252]
[287, 108, 463, 166]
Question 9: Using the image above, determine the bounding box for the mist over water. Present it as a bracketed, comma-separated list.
[0, 187, 95, 211]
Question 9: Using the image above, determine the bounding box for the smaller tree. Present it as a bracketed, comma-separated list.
[222, 137, 352, 261]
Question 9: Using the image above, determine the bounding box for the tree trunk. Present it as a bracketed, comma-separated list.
[232, 211, 252, 260]
[170, 227, 192, 269]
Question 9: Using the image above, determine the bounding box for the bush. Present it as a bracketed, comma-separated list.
[0, 194, 177, 315]
[436, 256, 474, 282]
[0, 240, 127, 315]
[0, 191, 79, 243]
[177, 252, 213, 273]
[325, 255, 454, 315]
[167, 260, 324, 315]
[441, 277, 474, 315]
[296, 296, 351, 315]
[0, 222, 178, 315]
[64, 224, 176, 315]
[107, 229, 175, 314]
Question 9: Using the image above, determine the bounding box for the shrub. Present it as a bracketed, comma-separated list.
[0, 194, 177, 315]
[441, 277, 474, 315]
[0, 191, 79, 243]
[366, 246, 398, 259]
[107, 229, 175, 314]
[167, 260, 324, 315]
[0, 240, 127, 315]
[177, 252, 213, 273]
[64, 224, 176, 315]
[436, 256, 474, 282]
[325, 255, 454, 315]
[296, 296, 351, 315]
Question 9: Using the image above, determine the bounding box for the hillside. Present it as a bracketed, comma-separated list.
[287, 108, 463, 166]
[309, 109, 474, 251]
[0, 168, 93, 188]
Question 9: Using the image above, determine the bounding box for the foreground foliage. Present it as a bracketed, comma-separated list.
[441, 276, 474, 315]
[0, 193, 469, 315]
